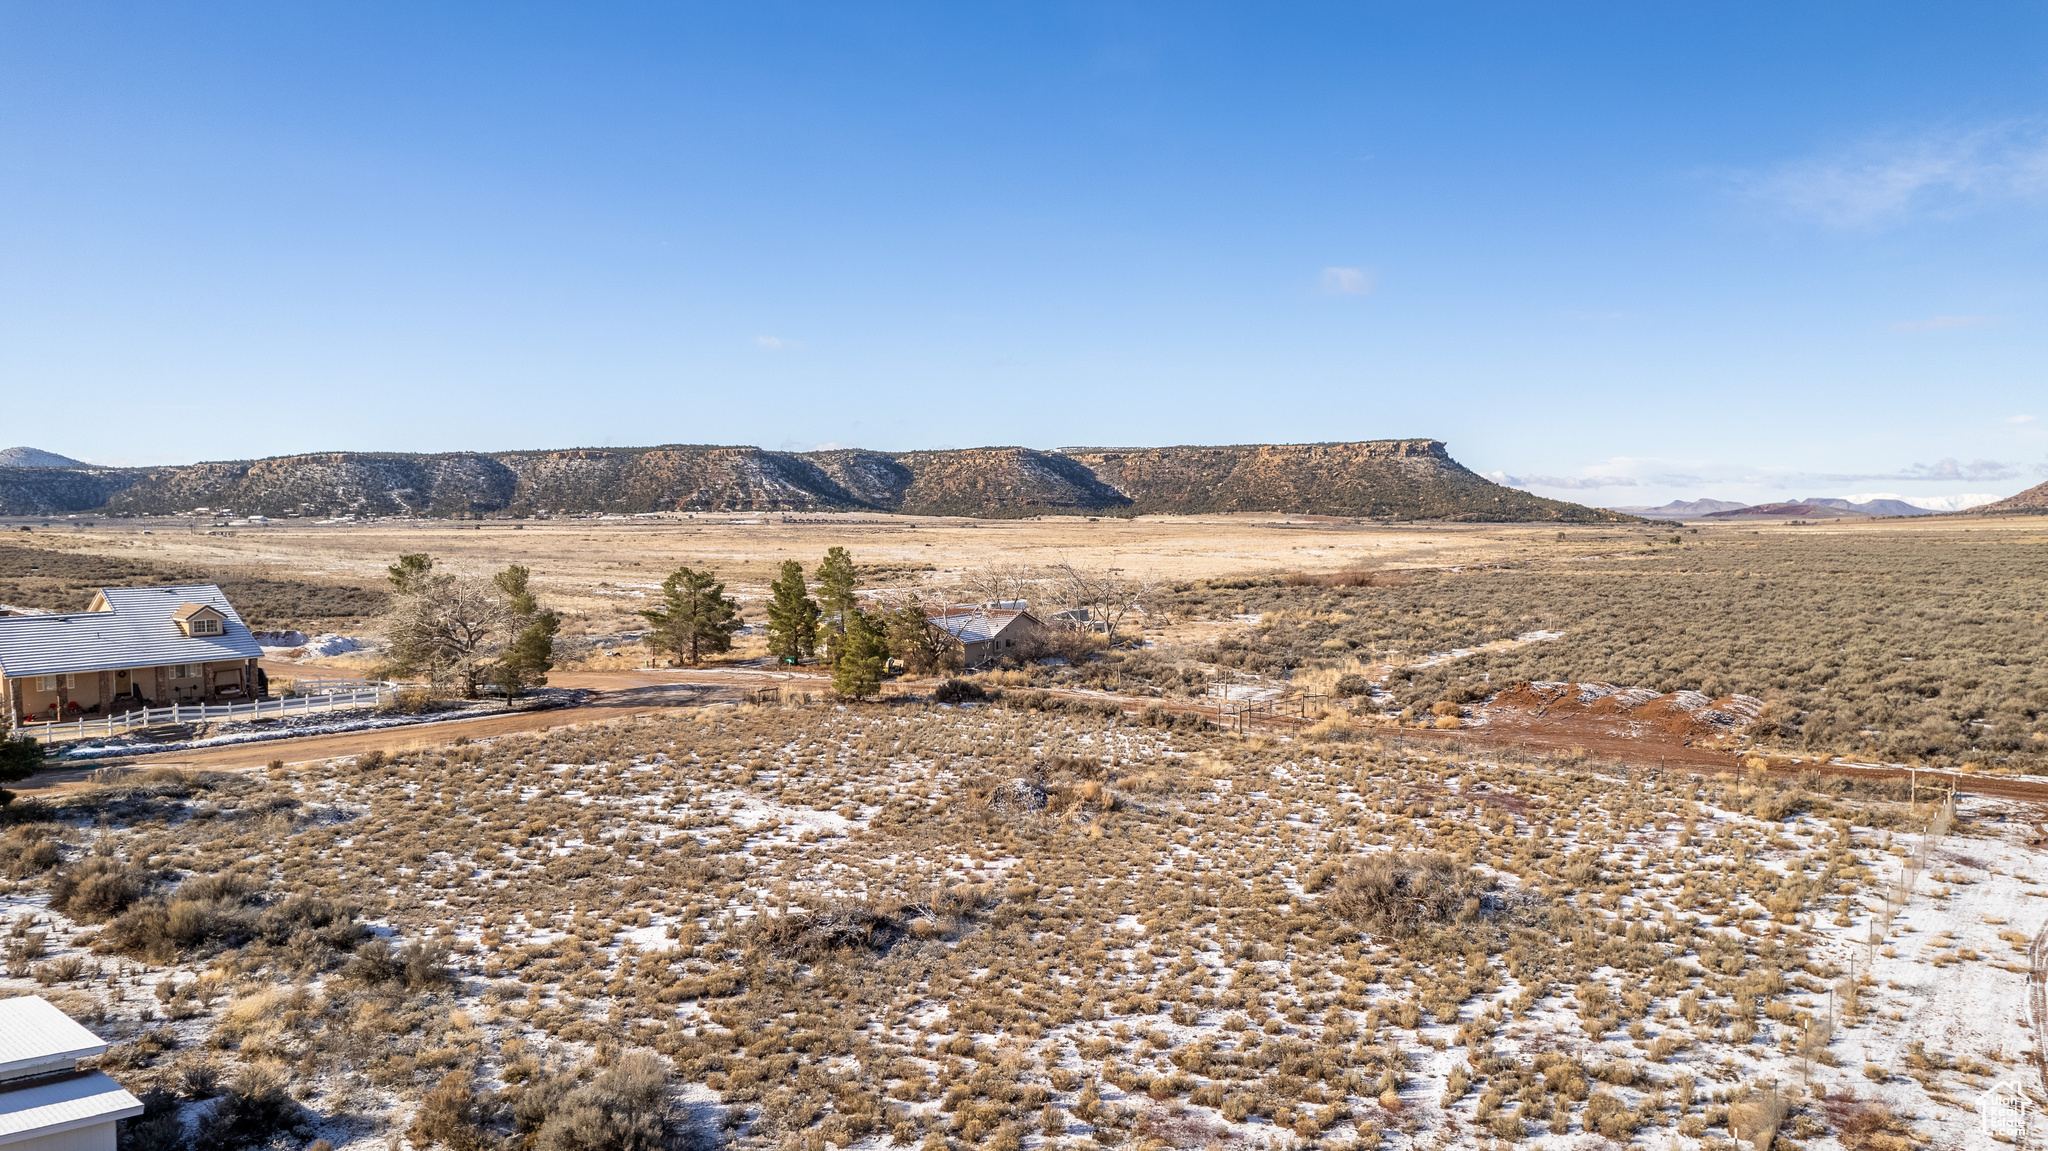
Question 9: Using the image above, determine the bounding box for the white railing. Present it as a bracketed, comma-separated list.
[18, 684, 396, 745]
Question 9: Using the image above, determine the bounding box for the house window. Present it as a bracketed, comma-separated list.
[35, 675, 74, 692]
[172, 664, 196, 680]
[191, 618, 221, 636]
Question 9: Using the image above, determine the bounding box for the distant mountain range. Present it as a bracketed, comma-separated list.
[1611, 492, 2005, 519]
[0, 440, 1635, 523]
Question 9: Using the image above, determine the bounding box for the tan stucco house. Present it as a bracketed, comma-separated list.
[927, 606, 1048, 668]
[0, 584, 266, 725]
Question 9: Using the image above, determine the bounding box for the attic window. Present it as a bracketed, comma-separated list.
[189, 618, 221, 636]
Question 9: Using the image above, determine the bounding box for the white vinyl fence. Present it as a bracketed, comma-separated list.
[19, 681, 399, 745]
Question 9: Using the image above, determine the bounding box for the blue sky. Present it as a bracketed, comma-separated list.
[4, 3, 2045, 508]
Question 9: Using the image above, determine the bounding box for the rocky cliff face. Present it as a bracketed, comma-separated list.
[1971, 480, 2048, 516]
[0, 466, 146, 515]
[1066, 440, 1619, 521]
[15, 439, 1633, 522]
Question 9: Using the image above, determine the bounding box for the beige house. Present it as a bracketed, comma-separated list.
[0, 584, 266, 725]
[927, 606, 1049, 668]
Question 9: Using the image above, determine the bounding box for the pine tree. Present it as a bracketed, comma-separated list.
[817, 547, 860, 636]
[882, 594, 960, 675]
[765, 560, 821, 665]
[493, 611, 560, 706]
[639, 566, 743, 666]
[387, 553, 436, 594]
[832, 608, 890, 698]
[489, 564, 556, 706]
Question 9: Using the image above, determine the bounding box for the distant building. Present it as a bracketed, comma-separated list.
[0, 584, 266, 725]
[0, 996, 143, 1151]
[926, 607, 1048, 668]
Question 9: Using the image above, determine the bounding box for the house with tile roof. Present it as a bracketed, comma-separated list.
[0, 995, 143, 1150]
[0, 584, 266, 725]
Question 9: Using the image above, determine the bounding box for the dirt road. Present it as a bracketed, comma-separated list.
[19, 665, 2048, 804]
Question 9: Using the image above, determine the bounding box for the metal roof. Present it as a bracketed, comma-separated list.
[0, 584, 264, 679]
[0, 1071, 144, 1143]
[0, 997, 107, 1079]
[928, 609, 1034, 646]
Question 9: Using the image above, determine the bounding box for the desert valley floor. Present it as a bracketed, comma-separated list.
[2, 512, 2045, 1151]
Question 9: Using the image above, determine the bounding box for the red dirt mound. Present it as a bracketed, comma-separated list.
[1482, 681, 1763, 744]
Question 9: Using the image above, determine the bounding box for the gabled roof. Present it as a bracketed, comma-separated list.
[927, 609, 1039, 645]
[0, 1071, 145, 1142]
[169, 602, 225, 621]
[0, 584, 263, 679]
[0, 997, 106, 1078]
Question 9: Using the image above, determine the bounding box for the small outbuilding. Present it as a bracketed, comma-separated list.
[0, 995, 143, 1151]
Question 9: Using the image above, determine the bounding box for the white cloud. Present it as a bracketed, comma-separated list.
[1888, 315, 1998, 332]
[2007, 414, 2037, 424]
[1483, 471, 1638, 491]
[755, 335, 801, 350]
[1742, 121, 2048, 227]
[1320, 267, 1376, 295]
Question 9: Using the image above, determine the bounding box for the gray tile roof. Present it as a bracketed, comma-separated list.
[0, 584, 264, 679]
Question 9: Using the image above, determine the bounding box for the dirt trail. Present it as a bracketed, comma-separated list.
[13, 675, 753, 793]
[22, 665, 2048, 804]
[2031, 921, 2048, 1096]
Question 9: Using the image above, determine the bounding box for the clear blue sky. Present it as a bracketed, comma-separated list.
[4, 3, 2045, 507]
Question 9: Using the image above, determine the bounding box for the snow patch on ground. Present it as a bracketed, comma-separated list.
[257, 633, 377, 661]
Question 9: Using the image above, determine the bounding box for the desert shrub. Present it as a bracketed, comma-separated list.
[100, 872, 267, 962]
[410, 1072, 497, 1151]
[0, 825, 59, 877]
[527, 1051, 670, 1151]
[190, 1062, 306, 1149]
[1323, 852, 1489, 932]
[254, 895, 365, 950]
[1826, 1096, 1916, 1151]
[1334, 674, 1372, 698]
[344, 938, 452, 991]
[934, 679, 986, 704]
[740, 902, 905, 960]
[49, 857, 148, 922]
[1728, 1089, 1788, 1151]
[121, 1088, 186, 1151]
[378, 687, 436, 716]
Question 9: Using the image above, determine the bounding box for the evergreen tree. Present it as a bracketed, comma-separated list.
[387, 553, 436, 594]
[832, 609, 890, 698]
[493, 611, 560, 706]
[639, 566, 743, 666]
[817, 547, 860, 635]
[882, 595, 959, 675]
[765, 560, 821, 664]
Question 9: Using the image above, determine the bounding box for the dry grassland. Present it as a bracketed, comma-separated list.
[0, 696, 2029, 1151]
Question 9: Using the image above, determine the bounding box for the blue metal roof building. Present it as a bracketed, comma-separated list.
[0, 583, 266, 722]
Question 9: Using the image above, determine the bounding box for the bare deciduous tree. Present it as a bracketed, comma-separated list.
[1050, 560, 1150, 641]
[959, 563, 1040, 609]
